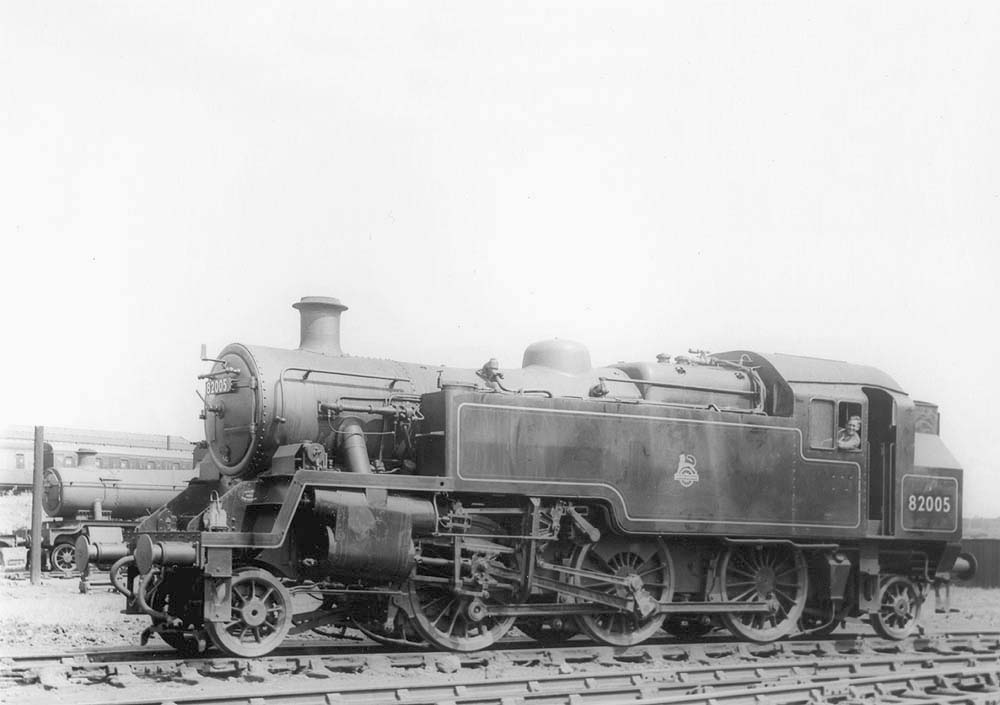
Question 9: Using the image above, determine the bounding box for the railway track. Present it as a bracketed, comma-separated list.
[11, 654, 1000, 705]
[5, 632, 1000, 704]
[7, 630, 998, 671]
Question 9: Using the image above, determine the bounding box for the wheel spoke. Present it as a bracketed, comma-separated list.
[446, 603, 461, 637]
[731, 586, 759, 602]
[637, 563, 664, 577]
[772, 586, 797, 606]
[588, 552, 617, 575]
[774, 579, 801, 588]
[432, 599, 456, 627]
[422, 594, 451, 611]
[728, 565, 757, 579]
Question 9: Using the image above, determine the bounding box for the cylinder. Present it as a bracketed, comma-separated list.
[313, 489, 437, 534]
[293, 296, 347, 356]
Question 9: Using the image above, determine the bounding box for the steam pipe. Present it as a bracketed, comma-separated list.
[110, 556, 135, 598]
[338, 418, 371, 473]
[135, 571, 170, 621]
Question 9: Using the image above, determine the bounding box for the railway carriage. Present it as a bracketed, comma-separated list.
[81, 297, 975, 656]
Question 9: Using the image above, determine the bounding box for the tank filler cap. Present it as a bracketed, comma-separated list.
[522, 339, 592, 374]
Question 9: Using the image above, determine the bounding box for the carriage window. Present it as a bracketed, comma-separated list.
[94, 458, 102, 468]
[146, 460, 157, 469]
[119, 458, 129, 469]
[63, 456, 74, 467]
[15, 454, 24, 469]
[809, 399, 835, 449]
[171, 463, 180, 470]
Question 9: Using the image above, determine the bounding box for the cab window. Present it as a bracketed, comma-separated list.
[809, 399, 835, 449]
[836, 402, 863, 452]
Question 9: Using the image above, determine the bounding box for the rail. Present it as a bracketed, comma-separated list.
[5, 632, 999, 704]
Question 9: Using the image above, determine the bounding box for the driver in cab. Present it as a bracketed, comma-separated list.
[837, 415, 862, 450]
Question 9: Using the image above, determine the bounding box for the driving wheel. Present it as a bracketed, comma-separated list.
[407, 521, 518, 651]
[571, 537, 674, 647]
[718, 544, 807, 643]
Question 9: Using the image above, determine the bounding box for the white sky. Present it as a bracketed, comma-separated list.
[1, 3, 998, 516]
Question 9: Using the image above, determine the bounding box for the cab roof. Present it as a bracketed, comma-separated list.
[718, 351, 905, 394]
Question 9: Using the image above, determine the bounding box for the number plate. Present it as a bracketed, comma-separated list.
[206, 377, 235, 395]
[900, 474, 958, 533]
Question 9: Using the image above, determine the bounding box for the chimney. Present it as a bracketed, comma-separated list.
[293, 296, 348, 356]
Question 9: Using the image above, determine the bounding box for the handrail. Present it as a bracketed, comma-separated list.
[598, 376, 757, 397]
[282, 366, 409, 385]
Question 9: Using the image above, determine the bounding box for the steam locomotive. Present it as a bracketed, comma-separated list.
[81, 297, 976, 656]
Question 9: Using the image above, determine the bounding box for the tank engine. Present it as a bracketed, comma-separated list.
[82, 296, 976, 656]
[42, 449, 195, 573]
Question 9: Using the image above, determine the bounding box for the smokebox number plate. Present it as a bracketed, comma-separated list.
[206, 378, 234, 395]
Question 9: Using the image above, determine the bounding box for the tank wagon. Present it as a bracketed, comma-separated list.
[82, 297, 975, 656]
[43, 449, 197, 573]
